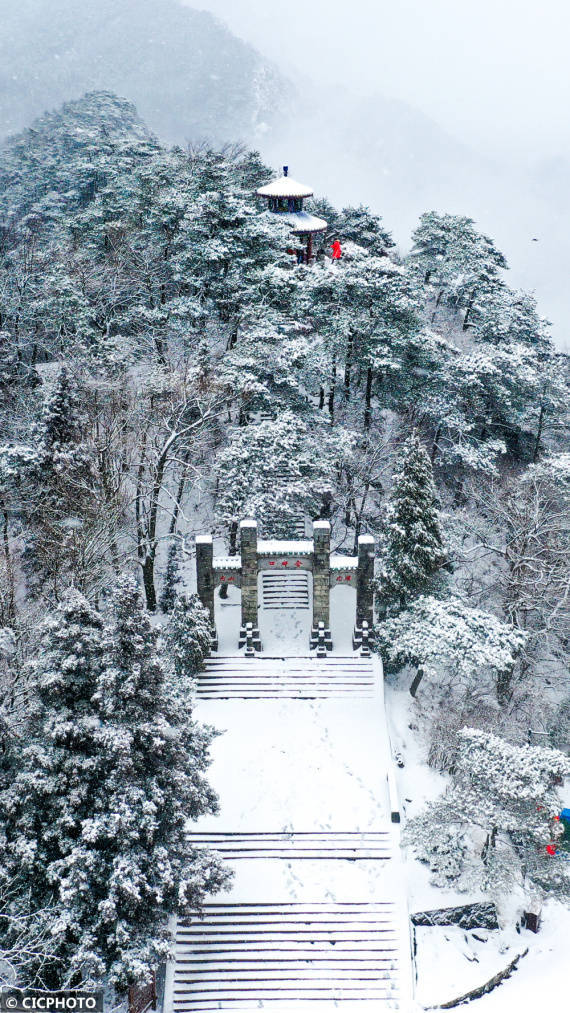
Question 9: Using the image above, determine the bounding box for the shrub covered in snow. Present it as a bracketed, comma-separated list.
[407, 728, 570, 901]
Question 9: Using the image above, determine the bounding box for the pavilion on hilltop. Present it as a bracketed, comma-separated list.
[256, 166, 327, 264]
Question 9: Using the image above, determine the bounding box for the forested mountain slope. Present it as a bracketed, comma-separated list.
[0, 91, 568, 992]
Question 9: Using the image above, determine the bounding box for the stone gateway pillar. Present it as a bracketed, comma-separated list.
[353, 533, 375, 649]
[195, 534, 217, 650]
[239, 518, 261, 651]
[196, 535, 214, 623]
[310, 520, 332, 651]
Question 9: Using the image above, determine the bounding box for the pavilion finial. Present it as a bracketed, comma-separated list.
[283, 165, 289, 177]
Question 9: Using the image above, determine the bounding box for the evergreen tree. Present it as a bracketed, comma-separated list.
[376, 595, 527, 699]
[410, 211, 508, 329]
[164, 592, 213, 682]
[377, 431, 447, 617]
[37, 367, 87, 463]
[0, 590, 107, 986]
[0, 581, 229, 988]
[159, 539, 183, 614]
[339, 204, 395, 255]
[215, 411, 346, 538]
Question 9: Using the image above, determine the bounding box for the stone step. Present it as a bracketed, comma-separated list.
[171, 903, 400, 1010]
[197, 656, 379, 700]
[261, 571, 310, 609]
[185, 830, 392, 861]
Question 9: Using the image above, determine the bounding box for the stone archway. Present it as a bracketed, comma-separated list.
[196, 520, 375, 653]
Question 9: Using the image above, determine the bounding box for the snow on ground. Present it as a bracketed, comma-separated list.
[214, 583, 242, 653]
[330, 585, 357, 653]
[473, 900, 570, 1009]
[195, 697, 390, 832]
[414, 902, 570, 1009]
[258, 604, 313, 655]
[384, 671, 569, 1010]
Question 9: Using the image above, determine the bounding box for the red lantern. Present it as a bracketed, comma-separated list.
[346, 575, 351, 581]
[220, 575, 226, 582]
[295, 560, 301, 567]
[282, 560, 288, 566]
[546, 844, 557, 856]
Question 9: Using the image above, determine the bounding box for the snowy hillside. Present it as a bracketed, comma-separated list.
[0, 0, 293, 145]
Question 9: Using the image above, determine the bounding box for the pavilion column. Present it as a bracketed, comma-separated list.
[353, 533, 375, 649]
[239, 518, 261, 651]
[310, 520, 332, 651]
[195, 534, 217, 651]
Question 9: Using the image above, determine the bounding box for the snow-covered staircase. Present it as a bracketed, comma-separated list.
[165, 654, 412, 1012]
[195, 655, 379, 699]
[171, 902, 401, 1010]
[185, 830, 392, 861]
[261, 570, 310, 609]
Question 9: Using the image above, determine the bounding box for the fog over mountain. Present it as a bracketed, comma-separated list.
[0, 0, 293, 146]
[1, 0, 568, 345]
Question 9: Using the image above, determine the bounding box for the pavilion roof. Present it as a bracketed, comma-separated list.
[256, 175, 313, 198]
[287, 211, 328, 234]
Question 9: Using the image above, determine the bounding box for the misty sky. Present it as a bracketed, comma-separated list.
[191, 0, 570, 162]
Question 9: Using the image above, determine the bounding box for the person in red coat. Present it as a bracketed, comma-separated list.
[331, 239, 342, 260]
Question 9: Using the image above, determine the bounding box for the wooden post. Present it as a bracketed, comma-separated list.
[307, 232, 313, 263]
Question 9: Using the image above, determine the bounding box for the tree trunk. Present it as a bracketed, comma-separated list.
[226, 320, 239, 350]
[319, 386, 325, 409]
[410, 668, 424, 697]
[1, 504, 15, 624]
[229, 519, 238, 556]
[344, 333, 354, 400]
[431, 289, 444, 323]
[142, 555, 157, 612]
[482, 826, 497, 865]
[431, 425, 441, 463]
[462, 288, 477, 331]
[532, 401, 545, 463]
[169, 456, 190, 536]
[364, 367, 373, 429]
[328, 357, 337, 423]
[496, 662, 515, 706]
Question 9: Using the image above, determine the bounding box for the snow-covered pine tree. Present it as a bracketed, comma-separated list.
[33, 366, 93, 492]
[407, 728, 570, 900]
[339, 204, 395, 255]
[159, 539, 183, 613]
[0, 589, 107, 986]
[89, 574, 229, 987]
[163, 592, 213, 682]
[410, 211, 508, 329]
[377, 431, 447, 618]
[0, 580, 229, 989]
[215, 410, 345, 538]
[376, 595, 527, 701]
